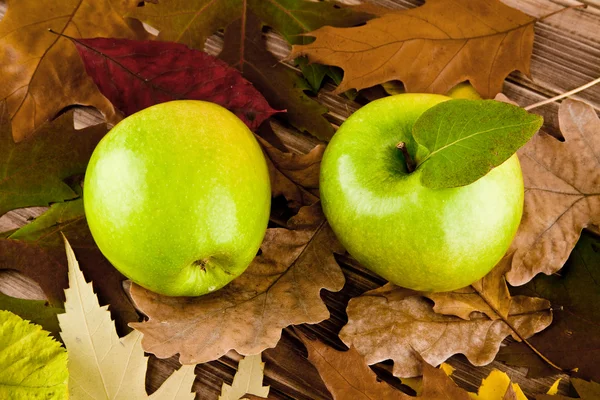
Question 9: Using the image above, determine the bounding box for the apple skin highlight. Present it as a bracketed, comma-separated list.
[84, 101, 271, 297]
[320, 94, 523, 292]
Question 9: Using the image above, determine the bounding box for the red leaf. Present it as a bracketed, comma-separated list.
[73, 37, 280, 130]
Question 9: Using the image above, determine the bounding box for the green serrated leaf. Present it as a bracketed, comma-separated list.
[0, 293, 63, 339]
[0, 102, 107, 217]
[413, 99, 543, 189]
[0, 310, 68, 399]
[296, 57, 328, 93]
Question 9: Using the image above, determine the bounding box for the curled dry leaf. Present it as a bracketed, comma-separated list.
[340, 284, 552, 378]
[0, 105, 107, 217]
[0, 0, 149, 141]
[296, 330, 470, 400]
[71, 36, 279, 131]
[130, 203, 345, 364]
[507, 99, 600, 285]
[257, 135, 323, 209]
[290, 0, 535, 98]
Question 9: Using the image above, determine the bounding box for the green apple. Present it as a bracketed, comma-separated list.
[84, 101, 271, 297]
[320, 94, 523, 292]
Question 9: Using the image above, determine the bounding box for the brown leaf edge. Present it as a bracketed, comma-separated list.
[295, 328, 470, 399]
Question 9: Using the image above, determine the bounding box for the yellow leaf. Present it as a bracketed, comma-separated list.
[220, 354, 270, 400]
[440, 363, 456, 376]
[58, 236, 197, 399]
[469, 370, 528, 400]
[547, 379, 562, 395]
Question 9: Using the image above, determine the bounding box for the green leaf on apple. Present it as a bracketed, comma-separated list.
[413, 99, 543, 189]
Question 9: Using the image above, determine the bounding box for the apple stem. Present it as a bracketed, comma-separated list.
[396, 142, 416, 173]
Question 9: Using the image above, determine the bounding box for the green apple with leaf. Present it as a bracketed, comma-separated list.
[84, 101, 271, 297]
[320, 94, 542, 292]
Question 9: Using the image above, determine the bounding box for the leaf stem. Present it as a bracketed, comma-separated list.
[524, 76, 600, 111]
[396, 142, 415, 173]
[471, 285, 566, 373]
[537, 3, 587, 22]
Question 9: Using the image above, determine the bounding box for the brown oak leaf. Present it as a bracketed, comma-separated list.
[129, 203, 345, 364]
[0, 0, 150, 141]
[339, 284, 552, 378]
[506, 99, 600, 285]
[0, 105, 107, 217]
[290, 0, 535, 98]
[257, 135, 322, 209]
[424, 254, 513, 320]
[296, 330, 470, 399]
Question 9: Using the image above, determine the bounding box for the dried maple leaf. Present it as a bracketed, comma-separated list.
[60, 236, 197, 399]
[506, 99, 600, 285]
[129, 203, 345, 364]
[498, 231, 600, 382]
[340, 284, 552, 378]
[127, 0, 371, 140]
[219, 354, 270, 400]
[257, 135, 322, 209]
[0, 0, 150, 141]
[296, 330, 470, 399]
[536, 379, 600, 400]
[0, 105, 107, 217]
[1, 198, 138, 334]
[70, 36, 278, 131]
[290, 0, 535, 98]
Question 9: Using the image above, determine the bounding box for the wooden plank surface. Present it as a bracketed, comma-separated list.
[1, 0, 599, 398]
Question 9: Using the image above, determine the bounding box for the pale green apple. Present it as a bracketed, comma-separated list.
[84, 101, 271, 297]
[320, 94, 523, 292]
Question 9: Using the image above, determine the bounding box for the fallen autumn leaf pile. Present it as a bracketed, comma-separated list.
[0, 0, 599, 398]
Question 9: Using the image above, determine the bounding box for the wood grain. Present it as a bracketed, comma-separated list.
[2, 0, 599, 398]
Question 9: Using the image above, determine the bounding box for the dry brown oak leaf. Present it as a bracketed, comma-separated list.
[506, 99, 600, 285]
[290, 0, 535, 98]
[257, 135, 323, 210]
[296, 330, 470, 400]
[129, 203, 345, 364]
[0, 0, 150, 142]
[424, 253, 513, 320]
[339, 284, 552, 378]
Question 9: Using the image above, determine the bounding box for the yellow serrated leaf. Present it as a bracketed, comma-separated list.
[547, 378, 561, 395]
[59, 235, 197, 399]
[469, 369, 528, 400]
[219, 354, 270, 400]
